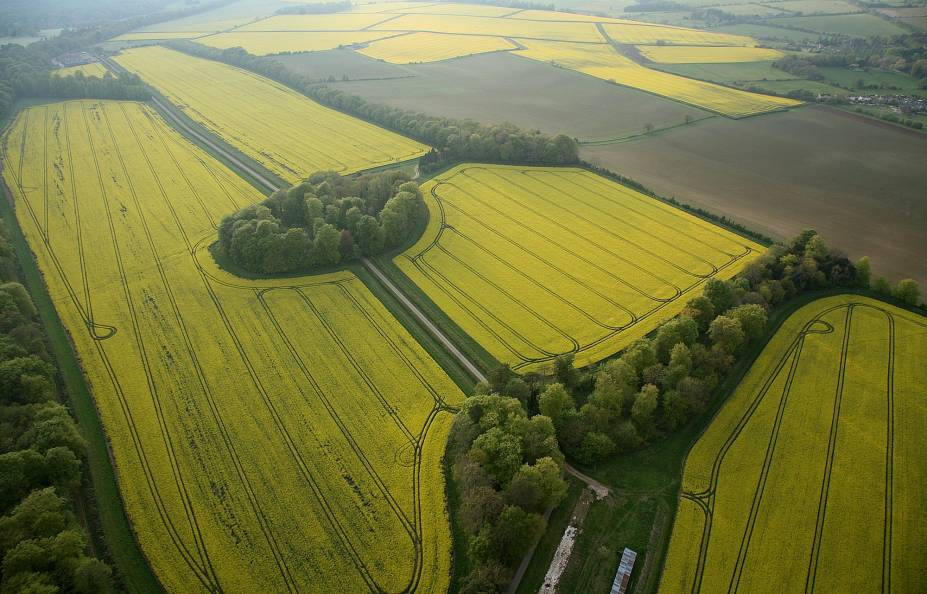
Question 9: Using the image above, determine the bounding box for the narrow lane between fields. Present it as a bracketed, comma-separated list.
[125, 76, 489, 384]
[136, 82, 617, 591]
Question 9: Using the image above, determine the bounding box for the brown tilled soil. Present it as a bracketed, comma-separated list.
[328, 51, 706, 142]
[583, 105, 927, 285]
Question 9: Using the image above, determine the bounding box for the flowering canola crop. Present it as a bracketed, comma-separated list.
[114, 46, 429, 182]
[396, 164, 763, 372]
[2, 100, 461, 594]
[661, 295, 926, 593]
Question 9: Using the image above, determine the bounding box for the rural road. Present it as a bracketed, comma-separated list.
[139, 79, 607, 594]
[150, 97, 280, 193]
[361, 258, 487, 383]
[138, 87, 489, 384]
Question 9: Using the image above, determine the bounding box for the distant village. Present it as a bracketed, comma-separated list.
[847, 93, 927, 116]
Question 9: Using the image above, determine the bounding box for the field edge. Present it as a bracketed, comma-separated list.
[0, 170, 163, 593]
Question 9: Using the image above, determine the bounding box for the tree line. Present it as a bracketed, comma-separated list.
[475, 230, 921, 469]
[0, 221, 114, 593]
[448, 394, 567, 594]
[218, 170, 425, 274]
[0, 0, 244, 119]
[165, 41, 581, 172]
[0, 46, 148, 120]
[1, 0, 235, 38]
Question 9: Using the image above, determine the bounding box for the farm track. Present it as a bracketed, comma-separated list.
[666, 297, 926, 593]
[1, 101, 462, 593]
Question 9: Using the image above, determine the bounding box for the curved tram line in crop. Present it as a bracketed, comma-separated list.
[673, 299, 923, 594]
[402, 165, 758, 369]
[1, 101, 459, 593]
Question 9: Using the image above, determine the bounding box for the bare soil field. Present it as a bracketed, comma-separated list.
[329, 51, 707, 142]
[265, 49, 411, 81]
[583, 106, 927, 285]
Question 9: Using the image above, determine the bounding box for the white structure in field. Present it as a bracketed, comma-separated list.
[610, 548, 637, 594]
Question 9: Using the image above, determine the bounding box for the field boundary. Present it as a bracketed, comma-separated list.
[102, 55, 288, 194]
[354, 264, 480, 392]
[0, 111, 163, 592]
[579, 161, 774, 247]
[400, 164, 764, 370]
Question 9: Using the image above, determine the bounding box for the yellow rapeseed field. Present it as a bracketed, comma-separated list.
[603, 22, 756, 46]
[1, 100, 462, 594]
[370, 13, 605, 42]
[197, 30, 397, 55]
[512, 39, 800, 117]
[114, 46, 428, 182]
[359, 32, 515, 63]
[131, 2, 796, 117]
[53, 62, 109, 77]
[661, 295, 926, 593]
[238, 13, 398, 31]
[396, 164, 763, 371]
[637, 45, 785, 63]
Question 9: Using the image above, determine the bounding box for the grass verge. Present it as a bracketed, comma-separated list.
[354, 264, 477, 394]
[370, 254, 500, 376]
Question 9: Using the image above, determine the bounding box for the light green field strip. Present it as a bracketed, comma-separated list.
[661, 295, 927, 593]
[358, 32, 516, 63]
[637, 45, 784, 64]
[197, 30, 397, 55]
[396, 164, 763, 372]
[53, 62, 109, 77]
[369, 12, 606, 42]
[237, 13, 399, 31]
[114, 31, 214, 40]
[2, 99, 461, 594]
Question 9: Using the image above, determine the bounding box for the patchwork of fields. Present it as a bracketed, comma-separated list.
[396, 165, 762, 371]
[661, 295, 926, 593]
[358, 32, 516, 64]
[113, 46, 428, 182]
[512, 40, 799, 118]
[198, 30, 398, 54]
[121, 0, 807, 118]
[1, 100, 461, 594]
[637, 45, 784, 64]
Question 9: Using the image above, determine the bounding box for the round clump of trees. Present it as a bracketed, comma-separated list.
[217, 170, 426, 275]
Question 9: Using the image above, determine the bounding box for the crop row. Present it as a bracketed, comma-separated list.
[1, 100, 461, 594]
[661, 295, 926, 593]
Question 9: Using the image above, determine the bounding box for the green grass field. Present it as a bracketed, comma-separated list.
[769, 13, 909, 36]
[747, 78, 850, 95]
[818, 66, 927, 96]
[660, 294, 926, 593]
[654, 61, 797, 84]
[712, 24, 824, 42]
